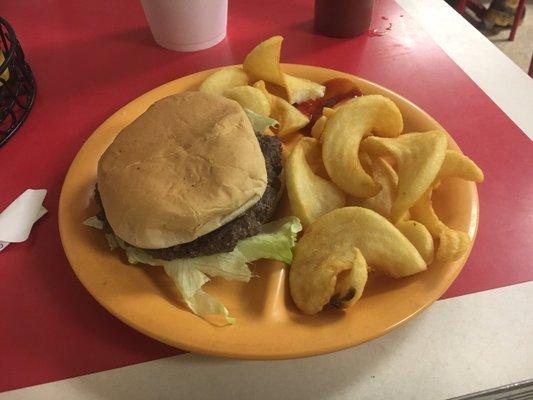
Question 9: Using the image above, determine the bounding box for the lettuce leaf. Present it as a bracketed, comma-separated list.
[84, 215, 302, 325]
[244, 108, 279, 133]
[236, 217, 301, 264]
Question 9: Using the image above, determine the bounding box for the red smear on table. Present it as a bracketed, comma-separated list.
[1, 0, 532, 392]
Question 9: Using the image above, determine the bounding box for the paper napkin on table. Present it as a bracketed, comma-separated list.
[0, 189, 47, 252]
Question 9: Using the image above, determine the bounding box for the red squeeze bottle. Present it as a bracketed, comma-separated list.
[314, 0, 374, 37]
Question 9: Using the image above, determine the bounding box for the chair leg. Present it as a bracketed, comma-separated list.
[509, 0, 526, 41]
[529, 53, 533, 78]
[468, 0, 488, 19]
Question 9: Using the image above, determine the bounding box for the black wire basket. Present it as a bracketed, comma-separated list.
[0, 16, 36, 147]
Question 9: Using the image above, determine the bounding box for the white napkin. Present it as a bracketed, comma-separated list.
[0, 189, 47, 252]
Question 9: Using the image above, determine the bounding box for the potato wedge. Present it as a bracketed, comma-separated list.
[270, 94, 309, 136]
[243, 36, 325, 104]
[224, 85, 271, 117]
[310, 107, 335, 141]
[436, 150, 484, 184]
[286, 138, 346, 227]
[253, 80, 271, 100]
[299, 136, 329, 179]
[243, 36, 285, 86]
[322, 107, 335, 117]
[199, 67, 249, 95]
[282, 74, 326, 104]
[310, 115, 327, 141]
[252, 80, 309, 135]
[436, 228, 471, 262]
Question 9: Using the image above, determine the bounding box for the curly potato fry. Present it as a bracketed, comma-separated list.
[194, 35, 486, 319]
[291, 246, 368, 315]
[362, 130, 447, 222]
[360, 157, 398, 219]
[289, 207, 427, 315]
[396, 219, 435, 265]
[410, 150, 484, 262]
[410, 191, 470, 262]
[330, 249, 368, 310]
[322, 95, 403, 198]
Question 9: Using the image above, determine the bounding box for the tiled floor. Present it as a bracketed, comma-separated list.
[465, 0, 533, 73]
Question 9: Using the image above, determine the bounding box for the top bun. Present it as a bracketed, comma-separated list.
[97, 91, 267, 249]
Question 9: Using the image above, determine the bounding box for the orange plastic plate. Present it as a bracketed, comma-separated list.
[59, 65, 479, 359]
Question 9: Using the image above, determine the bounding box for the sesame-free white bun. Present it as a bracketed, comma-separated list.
[97, 91, 267, 249]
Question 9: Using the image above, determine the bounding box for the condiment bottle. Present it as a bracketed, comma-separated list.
[314, 0, 374, 37]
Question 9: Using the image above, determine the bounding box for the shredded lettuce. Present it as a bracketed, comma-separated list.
[83, 216, 104, 230]
[104, 233, 120, 251]
[84, 215, 301, 325]
[244, 108, 279, 133]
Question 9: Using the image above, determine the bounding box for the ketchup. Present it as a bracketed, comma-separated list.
[296, 98, 323, 123]
[314, 0, 374, 38]
[296, 78, 363, 125]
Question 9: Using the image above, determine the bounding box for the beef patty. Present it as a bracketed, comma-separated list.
[95, 133, 283, 260]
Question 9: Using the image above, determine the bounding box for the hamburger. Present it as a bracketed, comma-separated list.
[86, 91, 301, 324]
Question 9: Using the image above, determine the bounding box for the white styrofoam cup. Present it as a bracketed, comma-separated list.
[140, 0, 228, 52]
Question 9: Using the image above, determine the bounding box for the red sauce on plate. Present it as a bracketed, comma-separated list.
[296, 78, 363, 125]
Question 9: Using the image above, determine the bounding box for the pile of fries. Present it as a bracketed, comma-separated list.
[198, 36, 484, 316]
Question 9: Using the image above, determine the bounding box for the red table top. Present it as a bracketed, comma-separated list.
[1, 0, 532, 393]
